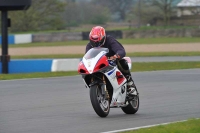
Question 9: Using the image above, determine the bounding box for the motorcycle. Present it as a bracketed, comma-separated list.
[78, 47, 139, 117]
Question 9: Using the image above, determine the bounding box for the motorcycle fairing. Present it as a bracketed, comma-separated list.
[123, 57, 132, 70]
[104, 67, 127, 107]
[82, 50, 108, 74]
[78, 48, 129, 107]
[78, 61, 90, 74]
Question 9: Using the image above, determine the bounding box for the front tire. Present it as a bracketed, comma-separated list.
[90, 85, 110, 117]
[121, 93, 139, 114]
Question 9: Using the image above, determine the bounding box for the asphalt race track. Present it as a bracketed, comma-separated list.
[0, 69, 200, 133]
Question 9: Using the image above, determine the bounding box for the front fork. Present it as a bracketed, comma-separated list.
[101, 76, 110, 100]
[91, 75, 110, 100]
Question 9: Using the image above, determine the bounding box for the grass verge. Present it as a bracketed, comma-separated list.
[130, 62, 200, 72]
[9, 37, 200, 47]
[10, 52, 200, 59]
[1, 61, 200, 80]
[0, 71, 78, 80]
[121, 118, 200, 133]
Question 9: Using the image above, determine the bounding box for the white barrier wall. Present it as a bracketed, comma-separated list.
[0, 58, 81, 74]
[15, 34, 32, 44]
[51, 59, 81, 72]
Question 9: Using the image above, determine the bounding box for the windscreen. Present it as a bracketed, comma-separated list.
[84, 48, 109, 60]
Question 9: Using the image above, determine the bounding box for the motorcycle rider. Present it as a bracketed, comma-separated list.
[85, 26, 137, 96]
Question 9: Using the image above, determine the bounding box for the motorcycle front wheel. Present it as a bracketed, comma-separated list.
[90, 85, 110, 117]
[121, 93, 139, 114]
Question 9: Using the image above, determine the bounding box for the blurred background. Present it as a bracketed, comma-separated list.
[1, 0, 199, 34]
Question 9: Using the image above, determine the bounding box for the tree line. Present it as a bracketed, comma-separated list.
[0, 0, 190, 32]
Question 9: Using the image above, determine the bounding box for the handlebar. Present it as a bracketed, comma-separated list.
[107, 58, 117, 66]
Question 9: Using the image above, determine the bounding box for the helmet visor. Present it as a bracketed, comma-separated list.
[90, 37, 105, 47]
[90, 40, 101, 47]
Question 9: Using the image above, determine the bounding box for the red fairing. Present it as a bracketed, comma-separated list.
[93, 55, 109, 73]
[116, 71, 125, 85]
[78, 61, 89, 74]
[123, 57, 131, 63]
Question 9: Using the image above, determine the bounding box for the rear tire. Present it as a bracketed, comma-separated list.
[90, 85, 110, 117]
[121, 94, 139, 114]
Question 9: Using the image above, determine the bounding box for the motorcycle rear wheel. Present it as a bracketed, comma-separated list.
[121, 94, 139, 114]
[90, 85, 110, 117]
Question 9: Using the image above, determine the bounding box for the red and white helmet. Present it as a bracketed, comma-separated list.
[89, 26, 106, 47]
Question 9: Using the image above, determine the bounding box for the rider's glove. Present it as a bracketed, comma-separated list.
[108, 59, 116, 66]
[108, 54, 120, 66]
[109, 54, 120, 60]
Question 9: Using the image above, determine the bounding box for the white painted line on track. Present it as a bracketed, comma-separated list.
[101, 119, 193, 133]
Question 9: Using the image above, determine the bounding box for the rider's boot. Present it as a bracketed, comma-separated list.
[116, 59, 138, 96]
[126, 75, 137, 96]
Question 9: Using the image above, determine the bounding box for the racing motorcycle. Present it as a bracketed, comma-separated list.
[78, 47, 139, 117]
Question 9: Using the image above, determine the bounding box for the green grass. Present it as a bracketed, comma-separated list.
[118, 37, 200, 44]
[127, 52, 200, 57]
[128, 25, 199, 31]
[10, 52, 200, 59]
[130, 62, 200, 72]
[8, 37, 200, 48]
[9, 40, 89, 47]
[1, 61, 200, 80]
[121, 119, 200, 133]
[0, 71, 78, 80]
[12, 25, 198, 34]
[11, 54, 84, 59]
